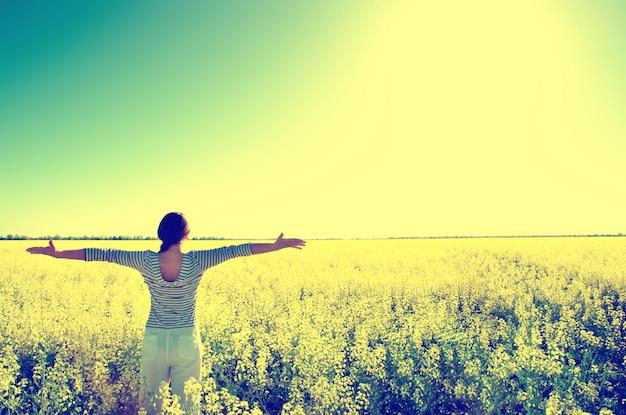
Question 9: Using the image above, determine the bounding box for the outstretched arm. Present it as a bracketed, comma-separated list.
[26, 240, 86, 260]
[250, 233, 306, 255]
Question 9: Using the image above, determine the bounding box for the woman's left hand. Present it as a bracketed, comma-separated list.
[274, 233, 306, 250]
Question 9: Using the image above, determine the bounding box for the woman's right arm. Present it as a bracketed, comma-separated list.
[27, 240, 86, 260]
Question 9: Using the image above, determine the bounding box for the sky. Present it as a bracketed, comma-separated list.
[1, 0, 625, 239]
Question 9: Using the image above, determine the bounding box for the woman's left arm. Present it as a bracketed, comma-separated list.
[26, 240, 86, 260]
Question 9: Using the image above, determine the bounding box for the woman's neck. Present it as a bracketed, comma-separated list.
[163, 243, 183, 254]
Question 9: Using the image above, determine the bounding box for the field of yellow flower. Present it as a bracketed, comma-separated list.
[1, 238, 625, 414]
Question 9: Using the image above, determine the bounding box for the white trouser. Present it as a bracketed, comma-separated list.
[139, 326, 202, 414]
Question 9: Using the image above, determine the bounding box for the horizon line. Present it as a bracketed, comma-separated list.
[1, 233, 625, 241]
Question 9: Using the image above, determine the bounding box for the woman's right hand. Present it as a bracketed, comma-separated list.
[26, 240, 57, 257]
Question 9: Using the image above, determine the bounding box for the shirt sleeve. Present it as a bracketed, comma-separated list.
[194, 243, 253, 272]
[85, 248, 148, 272]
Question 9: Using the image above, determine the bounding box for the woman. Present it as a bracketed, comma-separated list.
[27, 212, 305, 414]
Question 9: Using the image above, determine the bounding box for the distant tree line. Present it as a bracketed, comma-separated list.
[0, 235, 229, 241]
[2, 234, 624, 241]
[388, 233, 626, 239]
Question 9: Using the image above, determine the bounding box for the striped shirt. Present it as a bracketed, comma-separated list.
[86, 244, 253, 328]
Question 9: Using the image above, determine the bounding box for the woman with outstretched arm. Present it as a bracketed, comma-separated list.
[27, 212, 305, 414]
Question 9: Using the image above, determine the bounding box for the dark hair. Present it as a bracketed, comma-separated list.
[157, 212, 190, 252]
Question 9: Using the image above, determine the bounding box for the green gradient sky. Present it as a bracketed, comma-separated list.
[1, 0, 625, 239]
